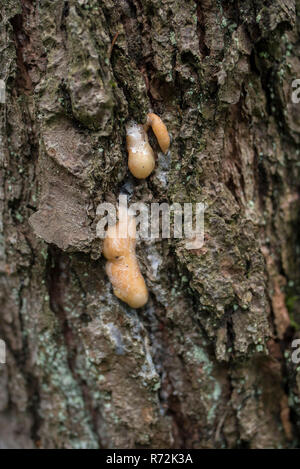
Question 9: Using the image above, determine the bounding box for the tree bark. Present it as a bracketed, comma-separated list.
[1, 0, 300, 449]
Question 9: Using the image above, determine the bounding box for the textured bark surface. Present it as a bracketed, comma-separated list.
[1, 0, 300, 449]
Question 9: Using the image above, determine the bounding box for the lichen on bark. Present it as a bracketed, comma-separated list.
[1, 0, 300, 449]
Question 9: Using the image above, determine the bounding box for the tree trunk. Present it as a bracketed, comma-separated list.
[1, 0, 300, 449]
